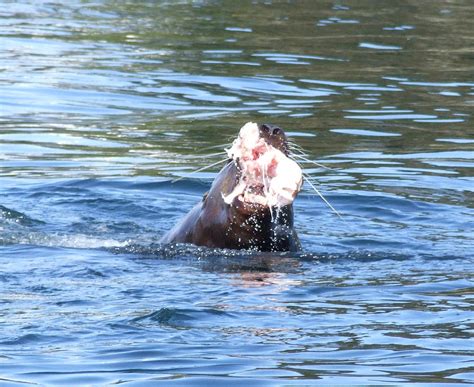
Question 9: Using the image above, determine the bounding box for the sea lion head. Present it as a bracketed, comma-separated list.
[221, 122, 303, 214]
[201, 122, 303, 251]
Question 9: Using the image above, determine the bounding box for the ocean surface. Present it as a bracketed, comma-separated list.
[1, 1, 473, 385]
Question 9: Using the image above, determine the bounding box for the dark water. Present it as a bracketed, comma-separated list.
[1, 1, 473, 385]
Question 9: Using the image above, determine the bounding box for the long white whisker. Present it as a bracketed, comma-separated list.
[172, 158, 228, 183]
[288, 147, 309, 158]
[288, 143, 306, 152]
[290, 154, 338, 172]
[290, 151, 309, 160]
[288, 141, 305, 150]
[302, 174, 342, 219]
[194, 151, 228, 159]
[288, 144, 306, 154]
[302, 173, 334, 189]
[287, 140, 306, 149]
[200, 143, 231, 151]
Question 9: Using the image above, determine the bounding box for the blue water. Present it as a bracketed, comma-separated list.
[1, 1, 473, 385]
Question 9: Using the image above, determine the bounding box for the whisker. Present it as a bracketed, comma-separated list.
[302, 174, 342, 219]
[288, 143, 306, 151]
[287, 140, 306, 148]
[194, 151, 228, 159]
[288, 143, 305, 148]
[172, 158, 229, 183]
[289, 149, 309, 159]
[200, 143, 232, 151]
[290, 154, 338, 172]
[288, 144, 309, 157]
[288, 145, 307, 154]
[288, 141, 305, 149]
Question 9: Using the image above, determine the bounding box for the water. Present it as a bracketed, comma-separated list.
[1, 1, 473, 385]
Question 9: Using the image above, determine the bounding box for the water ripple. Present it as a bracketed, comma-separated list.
[1, 1, 473, 385]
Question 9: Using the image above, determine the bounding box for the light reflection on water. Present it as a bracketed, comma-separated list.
[0, 0, 473, 385]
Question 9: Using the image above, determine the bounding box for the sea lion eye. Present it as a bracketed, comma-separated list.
[261, 124, 271, 133]
[272, 127, 281, 135]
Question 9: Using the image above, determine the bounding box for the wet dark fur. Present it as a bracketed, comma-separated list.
[160, 124, 300, 252]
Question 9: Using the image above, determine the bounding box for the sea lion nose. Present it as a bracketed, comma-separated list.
[260, 123, 271, 134]
[272, 126, 282, 135]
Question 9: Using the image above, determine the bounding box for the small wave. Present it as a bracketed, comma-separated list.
[111, 242, 302, 261]
[113, 242, 468, 265]
[1, 333, 68, 346]
[0, 231, 128, 250]
[130, 307, 234, 328]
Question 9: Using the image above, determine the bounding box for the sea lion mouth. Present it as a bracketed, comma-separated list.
[222, 122, 303, 210]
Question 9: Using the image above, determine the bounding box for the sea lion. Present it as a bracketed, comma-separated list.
[160, 122, 303, 252]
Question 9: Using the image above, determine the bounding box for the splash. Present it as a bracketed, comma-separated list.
[0, 231, 128, 249]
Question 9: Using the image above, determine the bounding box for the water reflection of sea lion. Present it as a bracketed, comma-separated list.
[160, 122, 303, 252]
